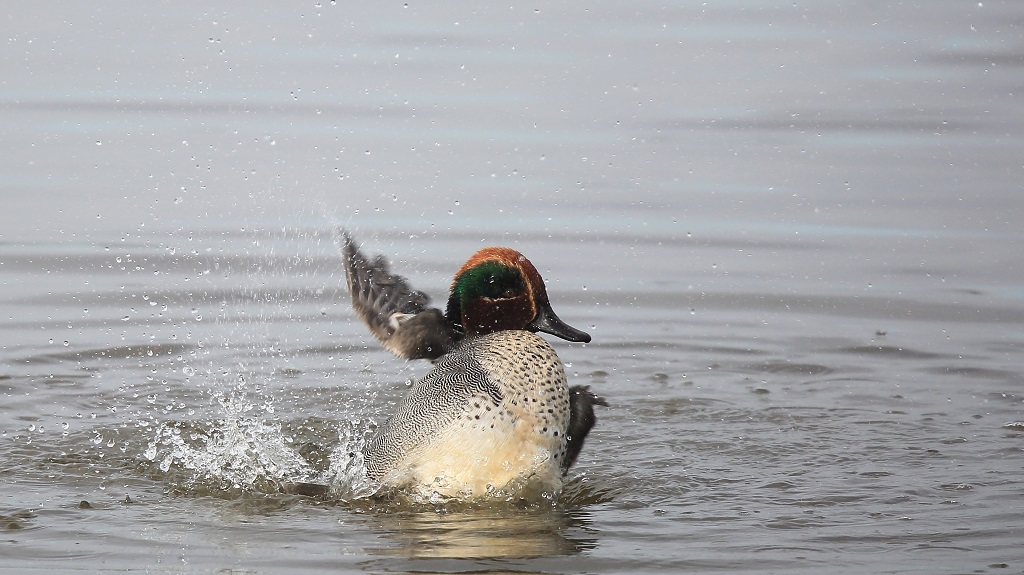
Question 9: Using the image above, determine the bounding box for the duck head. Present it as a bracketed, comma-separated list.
[445, 247, 591, 343]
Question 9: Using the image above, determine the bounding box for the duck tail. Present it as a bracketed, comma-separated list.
[562, 385, 608, 473]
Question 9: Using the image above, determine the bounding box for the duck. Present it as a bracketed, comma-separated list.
[341, 231, 606, 499]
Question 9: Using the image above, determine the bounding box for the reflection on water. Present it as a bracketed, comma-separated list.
[366, 508, 598, 560]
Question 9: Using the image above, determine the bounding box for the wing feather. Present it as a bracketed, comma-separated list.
[341, 231, 459, 360]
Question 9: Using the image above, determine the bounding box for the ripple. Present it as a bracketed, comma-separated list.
[759, 481, 798, 490]
[924, 366, 1016, 379]
[18, 343, 195, 365]
[0, 509, 37, 531]
[858, 471, 893, 478]
[745, 361, 835, 376]
[836, 345, 947, 360]
[938, 483, 973, 491]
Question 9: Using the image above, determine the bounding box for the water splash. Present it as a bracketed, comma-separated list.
[143, 384, 380, 499]
[133, 221, 381, 497]
[317, 421, 380, 501]
[144, 390, 312, 491]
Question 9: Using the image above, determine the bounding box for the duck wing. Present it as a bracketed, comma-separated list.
[341, 231, 459, 360]
[361, 348, 503, 483]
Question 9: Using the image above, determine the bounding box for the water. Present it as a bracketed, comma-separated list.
[2, 2, 1023, 573]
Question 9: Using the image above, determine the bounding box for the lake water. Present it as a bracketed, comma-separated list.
[2, 2, 1023, 573]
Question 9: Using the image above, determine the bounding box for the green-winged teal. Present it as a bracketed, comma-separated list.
[342, 232, 605, 498]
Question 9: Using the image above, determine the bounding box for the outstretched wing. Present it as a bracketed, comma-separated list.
[341, 231, 459, 360]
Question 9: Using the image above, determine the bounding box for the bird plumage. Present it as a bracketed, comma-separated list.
[341, 231, 605, 499]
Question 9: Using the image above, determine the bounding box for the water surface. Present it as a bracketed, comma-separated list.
[2, 2, 1023, 574]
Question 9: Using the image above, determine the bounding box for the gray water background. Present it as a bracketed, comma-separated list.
[2, 2, 1023, 574]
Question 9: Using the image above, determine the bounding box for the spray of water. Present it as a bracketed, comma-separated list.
[137, 218, 381, 500]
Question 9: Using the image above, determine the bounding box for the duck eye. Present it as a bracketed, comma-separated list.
[484, 274, 518, 298]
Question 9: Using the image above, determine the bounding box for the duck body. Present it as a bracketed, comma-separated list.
[342, 232, 605, 499]
[363, 331, 570, 496]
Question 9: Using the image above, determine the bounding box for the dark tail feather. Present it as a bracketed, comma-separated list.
[562, 385, 608, 473]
